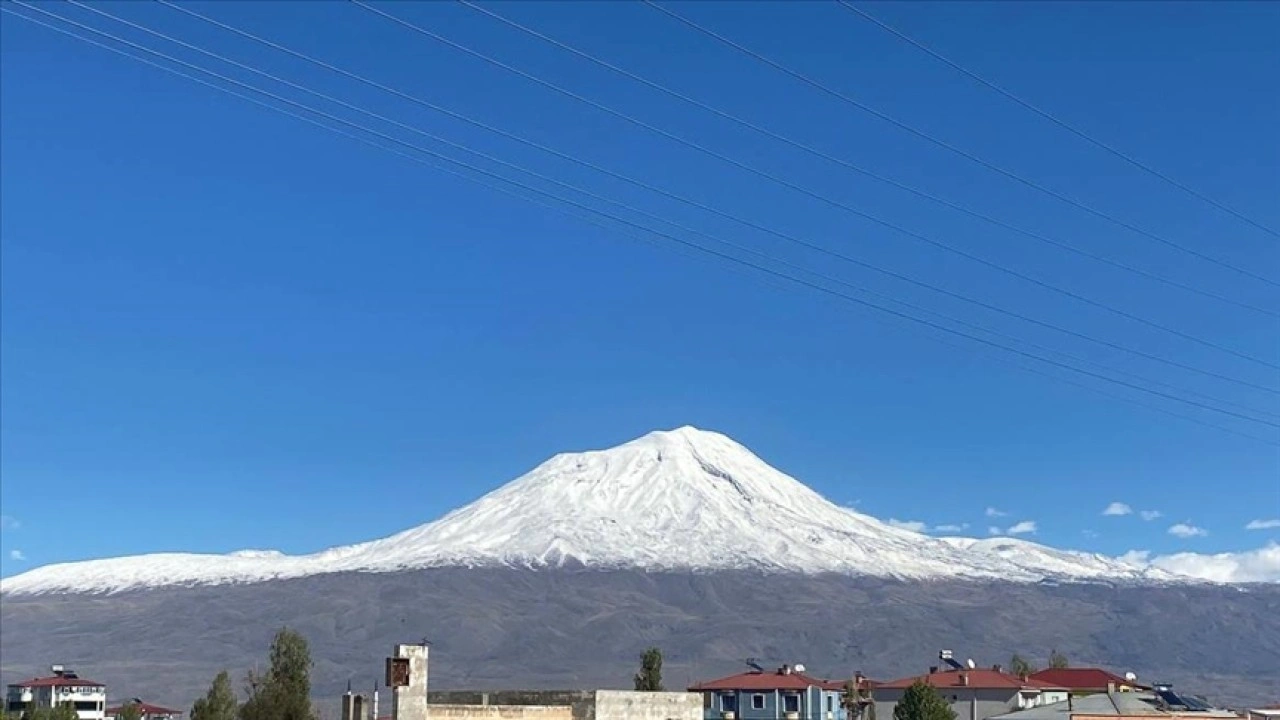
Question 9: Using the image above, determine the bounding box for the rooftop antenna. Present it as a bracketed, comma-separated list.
[793, 664, 806, 673]
[966, 659, 976, 670]
[1124, 672, 1137, 682]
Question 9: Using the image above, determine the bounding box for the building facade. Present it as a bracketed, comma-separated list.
[689, 665, 848, 720]
[873, 668, 1067, 720]
[6, 668, 107, 720]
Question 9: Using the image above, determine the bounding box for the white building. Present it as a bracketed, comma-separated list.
[6, 666, 107, 720]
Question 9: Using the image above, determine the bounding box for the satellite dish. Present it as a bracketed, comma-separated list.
[1124, 672, 1137, 682]
[967, 659, 976, 669]
[794, 664, 806, 673]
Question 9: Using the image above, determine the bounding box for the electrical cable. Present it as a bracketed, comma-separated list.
[455, 0, 1277, 318]
[67, 0, 1280, 396]
[835, 0, 1280, 240]
[641, 0, 1280, 288]
[6, 2, 1277, 445]
[351, 0, 1280, 372]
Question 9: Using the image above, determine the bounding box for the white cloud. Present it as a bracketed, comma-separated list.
[1168, 523, 1208, 538]
[888, 519, 970, 534]
[887, 518, 928, 533]
[8, 549, 25, 562]
[1103, 502, 1133, 516]
[0, 515, 18, 532]
[985, 507, 1008, 518]
[1245, 519, 1280, 531]
[1144, 542, 1280, 583]
[1082, 529, 1100, 539]
[1116, 550, 1150, 567]
[1006, 520, 1037, 536]
[1139, 510, 1162, 521]
[989, 521, 1036, 536]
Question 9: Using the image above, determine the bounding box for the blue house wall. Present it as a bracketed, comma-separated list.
[699, 686, 847, 720]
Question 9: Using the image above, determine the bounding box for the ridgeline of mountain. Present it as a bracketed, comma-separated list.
[2, 427, 1174, 596]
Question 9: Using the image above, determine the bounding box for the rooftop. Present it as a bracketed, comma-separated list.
[10, 675, 106, 689]
[989, 691, 1236, 720]
[878, 668, 1064, 691]
[1029, 668, 1148, 691]
[689, 666, 844, 692]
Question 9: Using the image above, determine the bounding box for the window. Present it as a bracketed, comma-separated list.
[752, 694, 766, 710]
[721, 694, 737, 712]
[783, 694, 800, 713]
[828, 695, 835, 712]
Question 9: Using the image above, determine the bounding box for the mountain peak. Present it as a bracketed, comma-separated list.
[618, 425, 743, 455]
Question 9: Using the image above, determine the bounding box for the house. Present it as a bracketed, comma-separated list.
[873, 667, 1069, 720]
[6, 667, 108, 720]
[1028, 670, 1148, 695]
[105, 700, 183, 720]
[986, 686, 1236, 720]
[689, 664, 848, 720]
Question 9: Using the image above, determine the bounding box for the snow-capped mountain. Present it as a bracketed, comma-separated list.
[1, 426, 1177, 595]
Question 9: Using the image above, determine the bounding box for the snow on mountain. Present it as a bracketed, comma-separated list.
[0, 426, 1178, 595]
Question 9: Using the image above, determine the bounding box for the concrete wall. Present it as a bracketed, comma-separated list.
[427, 691, 594, 719]
[426, 705, 572, 720]
[425, 690, 699, 720]
[593, 690, 701, 720]
[874, 688, 1017, 720]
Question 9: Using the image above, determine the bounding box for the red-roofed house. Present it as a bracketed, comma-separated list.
[6, 667, 107, 720]
[106, 700, 183, 720]
[1027, 669, 1148, 695]
[689, 664, 849, 720]
[874, 668, 1068, 720]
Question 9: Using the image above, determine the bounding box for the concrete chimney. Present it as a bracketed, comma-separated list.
[390, 644, 429, 720]
[960, 674, 969, 687]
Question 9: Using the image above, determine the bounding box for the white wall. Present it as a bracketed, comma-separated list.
[593, 691, 701, 720]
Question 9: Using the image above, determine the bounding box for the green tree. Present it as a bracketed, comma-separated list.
[116, 702, 143, 720]
[239, 628, 317, 720]
[1009, 654, 1036, 677]
[632, 647, 664, 692]
[1048, 649, 1069, 670]
[191, 671, 239, 720]
[892, 681, 956, 720]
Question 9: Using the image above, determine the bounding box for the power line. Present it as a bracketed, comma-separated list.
[835, 0, 1280, 240]
[6, 3, 1276, 446]
[350, 0, 1280, 372]
[455, 0, 1277, 319]
[97, 0, 1280, 395]
[641, 0, 1280, 289]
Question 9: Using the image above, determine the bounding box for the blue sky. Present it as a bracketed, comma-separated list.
[1, 0, 1277, 579]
